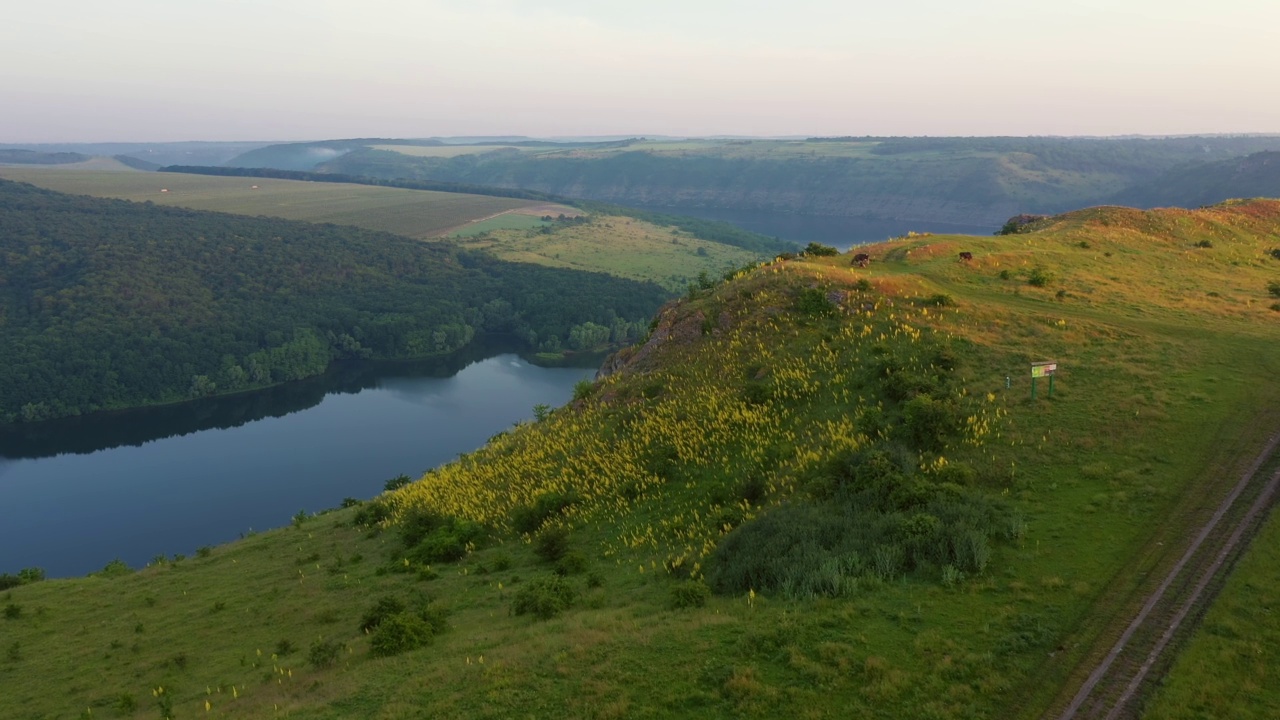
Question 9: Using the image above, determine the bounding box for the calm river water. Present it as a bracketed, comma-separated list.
[0, 340, 597, 578]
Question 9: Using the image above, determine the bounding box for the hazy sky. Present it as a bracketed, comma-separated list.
[3, 0, 1278, 142]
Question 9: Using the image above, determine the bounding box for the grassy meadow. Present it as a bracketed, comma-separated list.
[0, 161, 568, 239]
[457, 215, 765, 291]
[2, 201, 1279, 719]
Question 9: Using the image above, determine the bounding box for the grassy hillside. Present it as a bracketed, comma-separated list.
[457, 215, 765, 291]
[0, 162, 567, 239]
[3, 201, 1279, 718]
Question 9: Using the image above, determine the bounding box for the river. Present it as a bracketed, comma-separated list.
[0, 338, 598, 578]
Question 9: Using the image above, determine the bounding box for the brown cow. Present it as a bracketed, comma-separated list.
[958, 251, 973, 262]
[852, 253, 870, 268]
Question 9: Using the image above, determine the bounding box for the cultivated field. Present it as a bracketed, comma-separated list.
[0, 161, 572, 239]
[457, 215, 764, 290]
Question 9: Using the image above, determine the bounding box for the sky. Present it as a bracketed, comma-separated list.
[2, 0, 1279, 142]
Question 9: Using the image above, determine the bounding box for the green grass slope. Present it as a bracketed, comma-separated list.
[2, 201, 1279, 718]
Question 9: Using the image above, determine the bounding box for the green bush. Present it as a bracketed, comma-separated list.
[99, 558, 131, 577]
[400, 509, 484, 564]
[534, 526, 572, 563]
[17, 567, 45, 584]
[3, 603, 20, 620]
[669, 580, 712, 609]
[0, 576, 18, 591]
[360, 596, 405, 632]
[795, 288, 835, 316]
[901, 394, 962, 452]
[308, 639, 341, 668]
[511, 491, 580, 534]
[370, 612, 435, 656]
[511, 575, 575, 620]
[803, 242, 839, 257]
[554, 551, 588, 576]
[572, 379, 594, 401]
[1267, 281, 1280, 298]
[1027, 266, 1055, 287]
[352, 499, 391, 527]
[384, 474, 412, 492]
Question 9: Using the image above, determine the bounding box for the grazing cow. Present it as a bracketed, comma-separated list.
[959, 251, 973, 262]
[852, 253, 870, 268]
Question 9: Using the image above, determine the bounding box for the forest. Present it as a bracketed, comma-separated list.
[0, 180, 669, 422]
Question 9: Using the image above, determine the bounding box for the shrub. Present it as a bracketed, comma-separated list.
[0, 576, 18, 591]
[1194, 239, 1213, 248]
[370, 612, 435, 656]
[383, 474, 412, 492]
[534, 526, 572, 563]
[853, 278, 872, 292]
[669, 580, 712, 609]
[572, 379, 594, 401]
[400, 509, 484, 564]
[196, 546, 212, 558]
[511, 575, 575, 620]
[1267, 281, 1280, 298]
[115, 694, 138, 713]
[998, 269, 1011, 280]
[360, 596, 406, 632]
[340, 497, 362, 508]
[924, 293, 954, 307]
[309, 639, 341, 668]
[352, 499, 391, 527]
[275, 639, 295, 656]
[1027, 266, 1055, 287]
[902, 394, 961, 452]
[1270, 248, 1280, 260]
[554, 551, 588, 576]
[99, 558, 131, 577]
[803, 242, 839, 257]
[511, 491, 580, 534]
[795, 288, 835, 316]
[3, 603, 20, 620]
[17, 567, 45, 584]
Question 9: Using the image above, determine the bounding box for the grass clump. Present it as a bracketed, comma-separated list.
[399, 509, 484, 564]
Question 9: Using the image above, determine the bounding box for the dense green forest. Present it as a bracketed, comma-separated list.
[0, 180, 668, 422]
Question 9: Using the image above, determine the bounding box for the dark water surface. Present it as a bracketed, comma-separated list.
[635, 205, 996, 250]
[0, 340, 597, 577]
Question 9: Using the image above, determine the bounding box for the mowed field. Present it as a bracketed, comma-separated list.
[457, 215, 764, 290]
[0, 160, 574, 239]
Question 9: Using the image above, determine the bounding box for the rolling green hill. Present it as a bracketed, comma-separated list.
[0, 179, 668, 422]
[243, 135, 1280, 227]
[3, 200, 1278, 718]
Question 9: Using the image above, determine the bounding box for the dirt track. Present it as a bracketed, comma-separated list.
[1055, 432, 1280, 718]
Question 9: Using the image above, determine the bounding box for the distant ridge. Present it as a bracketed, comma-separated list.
[1113, 150, 1280, 208]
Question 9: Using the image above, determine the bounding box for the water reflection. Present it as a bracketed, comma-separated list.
[0, 336, 600, 461]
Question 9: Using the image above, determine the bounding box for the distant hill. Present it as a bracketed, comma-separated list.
[1111, 150, 1280, 208]
[225, 136, 1280, 228]
[0, 149, 90, 165]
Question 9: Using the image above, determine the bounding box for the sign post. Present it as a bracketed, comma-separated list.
[1031, 361, 1057, 400]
